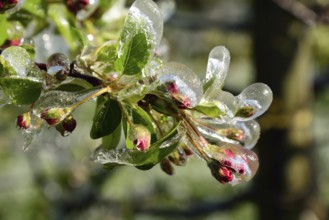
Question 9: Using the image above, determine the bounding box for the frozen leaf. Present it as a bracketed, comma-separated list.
[90, 96, 122, 139]
[33, 87, 103, 115]
[206, 144, 259, 185]
[92, 120, 182, 166]
[116, 0, 163, 75]
[0, 76, 42, 105]
[1, 46, 32, 77]
[235, 83, 273, 121]
[158, 62, 203, 108]
[203, 46, 230, 93]
[201, 90, 237, 120]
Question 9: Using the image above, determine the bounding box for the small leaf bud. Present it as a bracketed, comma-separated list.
[235, 105, 255, 118]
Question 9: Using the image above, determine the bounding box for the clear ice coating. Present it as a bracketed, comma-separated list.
[92, 147, 135, 165]
[201, 89, 237, 120]
[203, 46, 230, 95]
[1, 46, 32, 77]
[21, 114, 44, 151]
[32, 87, 102, 116]
[235, 120, 260, 149]
[235, 83, 273, 121]
[206, 144, 259, 185]
[118, 0, 163, 58]
[158, 62, 203, 107]
[4, 0, 26, 15]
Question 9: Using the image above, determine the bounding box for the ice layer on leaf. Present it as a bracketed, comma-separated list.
[203, 46, 230, 95]
[206, 144, 259, 185]
[235, 83, 273, 121]
[118, 0, 163, 59]
[1, 46, 32, 77]
[32, 87, 103, 115]
[158, 62, 203, 108]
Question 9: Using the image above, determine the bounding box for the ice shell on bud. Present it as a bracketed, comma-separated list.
[0, 0, 25, 14]
[206, 144, 259, 185]
[158, 62, 203, 108]
[16, 112, 31, 129]
[203, 46, 230, 93]
[128, 124, 151, 152]
[40, 107, 72, 126]
[47, 53, 70, 71]
[235, 83, 273, 121]
[235, 120, 260, 149]
[66, 0, 99, 20]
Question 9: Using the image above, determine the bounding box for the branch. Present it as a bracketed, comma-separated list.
[273, 0, 329, 25]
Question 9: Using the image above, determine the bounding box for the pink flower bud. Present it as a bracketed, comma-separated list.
[128, 124, 151, 152]
[16, 112, 31, 129]
[66, 0, 90, 14]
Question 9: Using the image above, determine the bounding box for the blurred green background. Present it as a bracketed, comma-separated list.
[2, 0, 329, 219]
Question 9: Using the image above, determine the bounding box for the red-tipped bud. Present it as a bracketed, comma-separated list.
[16, 112, 31, 129]
[66, 0, 90, 14]
[129, 124, 151, 152]
[62, 115, 77, 132]
[40, 107, 71, 126]
[160, 158, 174, 176]
[55, 115, 77, 136]
[0, 0, 18, 13]
[208, 159, 234, 184]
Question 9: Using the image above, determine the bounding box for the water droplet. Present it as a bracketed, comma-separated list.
[236, 83, 273, 121]
[203, 46, 230, 94]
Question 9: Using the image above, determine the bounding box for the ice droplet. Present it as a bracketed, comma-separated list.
[21, 114, 44, 151]
[118, 0, 163, 58]
[1, 46, 32, 77]
[158, 62, 203, 107]
[236, 83, 273, 120]
[203, 46, 230, 94]
[206, 143, 259, 185]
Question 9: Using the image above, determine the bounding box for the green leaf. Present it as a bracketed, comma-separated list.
[132, 106, 157, 143]
[194, 103, 224, 118]
[48, 4, 81, 52]
[22, 0, 47, 18]
[0, 77, 42, 105]
[102, 122, 122, 150]
[90, 97, 122, 139]
[0, 15, 8, 46]
[54, 78, 93, 92]
[115, 33, 149, 75]
[95, 42, 118, 62]
[0, 56, 16, 77]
